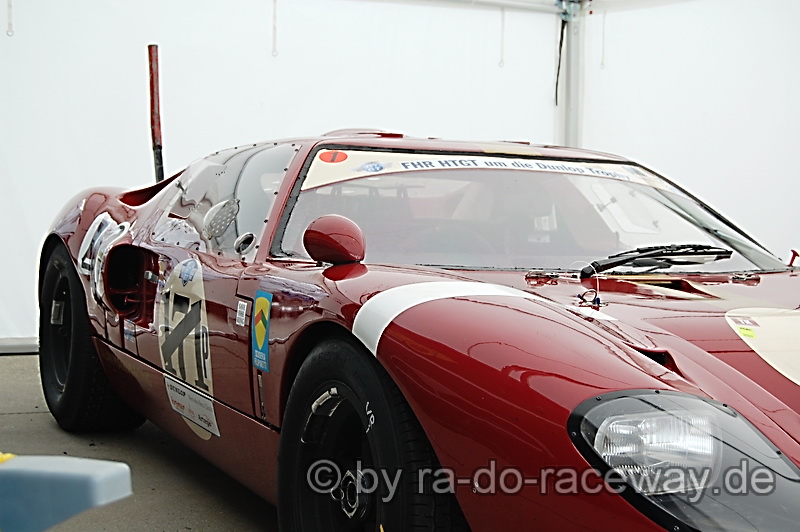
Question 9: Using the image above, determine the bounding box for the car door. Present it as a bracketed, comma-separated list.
[135, 143, 299, 427]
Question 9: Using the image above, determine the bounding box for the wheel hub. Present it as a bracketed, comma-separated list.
[330, 468, 371, 520]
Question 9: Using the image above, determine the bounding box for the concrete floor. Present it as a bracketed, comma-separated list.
[0, 354, 278, 531]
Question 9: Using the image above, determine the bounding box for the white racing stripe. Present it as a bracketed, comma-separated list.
[725, 308, 800, 386]
[353, 281, 547, 355]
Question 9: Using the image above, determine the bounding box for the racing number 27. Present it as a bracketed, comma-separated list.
[161, 292, 210, 391]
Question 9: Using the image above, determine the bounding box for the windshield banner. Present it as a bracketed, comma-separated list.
[304, 149, 669, 191]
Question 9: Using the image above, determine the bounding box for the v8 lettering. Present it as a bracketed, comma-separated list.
[365, 401, 375, 433]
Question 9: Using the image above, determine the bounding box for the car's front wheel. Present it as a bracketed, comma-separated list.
[278, 337, 469, 531]
[39, 244, 144, 432]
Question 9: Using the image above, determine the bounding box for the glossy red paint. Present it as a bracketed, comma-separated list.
[376, 297, 668, 530]
[95, 338, 280, 502]
[38, 130, 800, 530]
[302, 214, 365, 264]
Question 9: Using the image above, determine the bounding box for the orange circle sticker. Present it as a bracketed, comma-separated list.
[320, 150, 348, 163]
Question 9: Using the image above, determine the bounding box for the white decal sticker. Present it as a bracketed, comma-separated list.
[165, 374, 220, 437]
[77, 212, 130, 302]
[236, 300, 248, 326]
[156, 258, 213, 403]
[123, 319, 136, 343]
[353, 282, 548, 355]
[725, 308, 800, 386]
[304, 151, 668, 192]
[78, 213, 114, 275]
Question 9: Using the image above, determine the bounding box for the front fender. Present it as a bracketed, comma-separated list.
[367, 291, 674, 530]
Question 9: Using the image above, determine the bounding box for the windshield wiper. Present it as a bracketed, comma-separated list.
[579, 244, 733, 279]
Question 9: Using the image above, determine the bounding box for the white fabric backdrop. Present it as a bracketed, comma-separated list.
[582, 0, 799, 259]
[1, 0, 797, 346]
[0, 0, 559, 344]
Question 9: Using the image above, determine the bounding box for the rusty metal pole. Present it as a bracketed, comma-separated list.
[148, 44, 164, 182]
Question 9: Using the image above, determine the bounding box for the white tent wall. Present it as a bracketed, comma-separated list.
[0, 1, 559, 347]
[3, 0, 797, 349]
[581, 0, 800, 261]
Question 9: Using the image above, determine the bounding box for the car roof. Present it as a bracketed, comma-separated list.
[207, 129, 633, 164]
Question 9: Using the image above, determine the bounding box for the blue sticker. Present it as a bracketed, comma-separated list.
[362, 162, 385, 172]
[123, 319, 135, 343]
[251, 290, 273, 372]
[179, 259, 198, 286]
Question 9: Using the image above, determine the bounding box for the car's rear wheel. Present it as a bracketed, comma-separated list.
[39, 244, 145, 432]
[278, 337, 470, 531]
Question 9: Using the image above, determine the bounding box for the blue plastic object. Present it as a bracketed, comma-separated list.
[0, 455, 132, 532]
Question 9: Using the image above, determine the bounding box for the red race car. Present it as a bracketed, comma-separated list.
[39, 129, 800, 531]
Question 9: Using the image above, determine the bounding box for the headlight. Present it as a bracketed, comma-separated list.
[568, 391, 800, 531]
[594, 409, 719, 494]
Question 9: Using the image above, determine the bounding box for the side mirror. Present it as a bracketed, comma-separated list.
[303, 215, 365, 265]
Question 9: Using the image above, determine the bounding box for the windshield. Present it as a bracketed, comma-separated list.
[280, 149, 785, 273]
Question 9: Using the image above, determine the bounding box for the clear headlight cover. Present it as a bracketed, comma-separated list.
[569, 391, 800, 531]
[594, 409, 719, 494]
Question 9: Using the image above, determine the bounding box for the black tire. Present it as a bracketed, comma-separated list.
[39, 244, 145, 432]
[278, 337, 470, 532]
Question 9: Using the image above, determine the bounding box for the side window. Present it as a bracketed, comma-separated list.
[154, 143, 297, 260]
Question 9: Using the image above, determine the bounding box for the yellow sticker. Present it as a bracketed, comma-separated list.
[725, 308, 800, 386]
[737, 327, 757, 339]
[0, 452, 16, 464]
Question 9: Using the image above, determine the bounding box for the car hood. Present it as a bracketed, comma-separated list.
[478, 269, 800, 413]
[323, 263, 800, 463]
